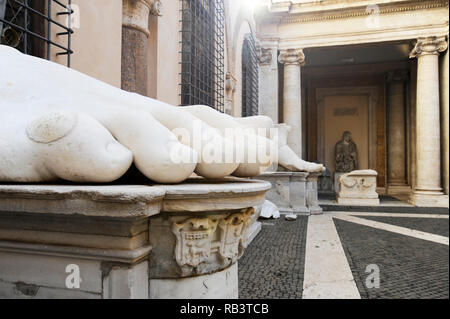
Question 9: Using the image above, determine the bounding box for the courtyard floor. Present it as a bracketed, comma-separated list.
[238, 206, 449, 299]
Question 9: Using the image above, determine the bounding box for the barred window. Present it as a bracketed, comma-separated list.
[180, 0, 225, 112]
[0, 0, 73, 67]
[241, 33, 259, 117]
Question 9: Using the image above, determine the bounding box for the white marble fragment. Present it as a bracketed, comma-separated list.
[284, 213, 297, 221]
[259, 200, 280, 219]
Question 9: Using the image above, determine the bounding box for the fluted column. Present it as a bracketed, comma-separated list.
[409, 36, 448, 206]
[278, 49, 305, 157]
[386, 70, 409, 191]
[121, 0, 160, 95]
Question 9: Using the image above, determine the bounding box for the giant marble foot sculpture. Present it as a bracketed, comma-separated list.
[0, 45, 273, 183]
[0, 45, 323, 183]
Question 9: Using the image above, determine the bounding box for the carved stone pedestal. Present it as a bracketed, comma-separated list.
[306, 172, 323, 215]
[0, 178, 270, 299]
[336, 170, 380, 205]
[255, 171, 322, 215]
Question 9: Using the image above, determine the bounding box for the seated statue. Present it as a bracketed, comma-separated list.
[334, 131, 358, 173]
[0, 45, 323, 184]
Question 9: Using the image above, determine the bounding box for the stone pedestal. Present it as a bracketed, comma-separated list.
[336, 170, 380, 205]
[409, 36, 448, 207]
[255, 171, 322, 215]
[247, 202, 263, 244]
[0, 178, 270, 299]
[306, 172, 323, 215]
[290, 172, 310, 214]
[334, 172, 346, 194]
[257, 172, 292, 213]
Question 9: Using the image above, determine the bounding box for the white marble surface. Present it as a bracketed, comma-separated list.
[0, 45, 279, 184]
[149, 263, 238, 299]
[303, 214, 360, 299]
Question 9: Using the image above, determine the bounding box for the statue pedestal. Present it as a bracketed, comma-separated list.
[334, 172, 346, 194]
[0, 178, 270, 299]
[336, 170, 380, 205]
[255, 171, 322, 215]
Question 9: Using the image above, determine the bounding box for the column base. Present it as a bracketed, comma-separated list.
[409, 191, 449, 207]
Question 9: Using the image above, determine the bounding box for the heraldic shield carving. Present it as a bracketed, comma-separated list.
[218, 208, 254, 263]
[171, 208, 254, 276]
[171, 217, 219, 275]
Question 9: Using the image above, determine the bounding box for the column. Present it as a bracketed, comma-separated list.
[258, 46, 279, 123]
[121, 0, 160, 95]
[386, 70, 409, 192]
[441, 44, 449, 195]
[409, 36, 448, 207]
[278, 48, 305, 157]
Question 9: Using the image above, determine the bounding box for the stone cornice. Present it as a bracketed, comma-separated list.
[278, 48, 305, 66]
[410, 36, 448, 58]
[262, 0, 448, 25]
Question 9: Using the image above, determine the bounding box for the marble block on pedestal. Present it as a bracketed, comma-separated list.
[336, 170, 380, 205]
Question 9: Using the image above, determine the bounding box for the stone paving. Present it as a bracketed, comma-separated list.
[239, 210, 449, 299]
[334, 218, 449, 299]
[238, 217, 308, 299]
[360, 216, 449, 237]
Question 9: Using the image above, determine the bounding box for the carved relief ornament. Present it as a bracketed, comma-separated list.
[171, 208, 254, 276]
[218, 208, 254, 264]
[258, 48, 273, 66]
[171, 217, 219, 275]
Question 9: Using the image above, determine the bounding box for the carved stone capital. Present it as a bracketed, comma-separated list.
[149, 0, 162, 16]
[258, 48, 273, 66]
[122, 0, 159, 36]
[386, 70, 409, 83]
[278, 48, 305, 66]
[410, 36, 448, 58]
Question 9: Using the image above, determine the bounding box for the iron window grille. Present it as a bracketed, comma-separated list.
[0, 0, 73, 67]
[180, 0, 225, 112]
[241, 33, 259, 117]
